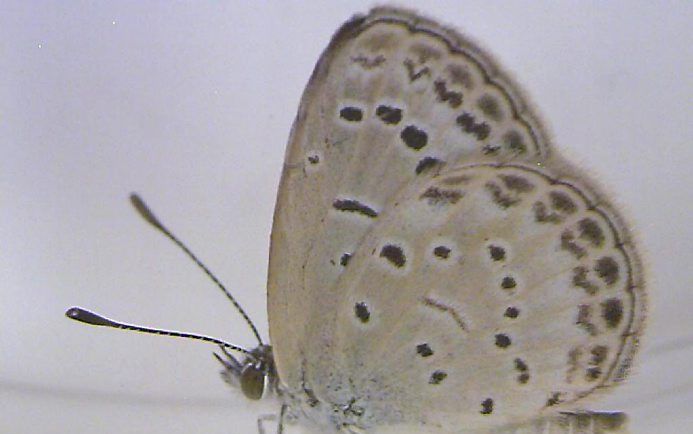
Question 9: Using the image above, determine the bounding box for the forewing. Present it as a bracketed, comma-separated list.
[268, 6, 550, 391]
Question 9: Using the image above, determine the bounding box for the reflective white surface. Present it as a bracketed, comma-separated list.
[1, 1, 691, 433]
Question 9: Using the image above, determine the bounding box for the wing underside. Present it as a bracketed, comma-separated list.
[266, 7, 644, 433]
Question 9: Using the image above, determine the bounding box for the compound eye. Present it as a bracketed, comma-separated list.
[240, 364, 266, 400]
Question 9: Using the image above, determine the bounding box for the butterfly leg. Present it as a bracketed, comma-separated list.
[276, 403, 287, 434]
[502, 412, 629, 434]
[256, 403, 288, 434]
[256, 414, 276, 434]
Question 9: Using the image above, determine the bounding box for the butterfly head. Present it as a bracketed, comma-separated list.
[216, 343, 277, 400]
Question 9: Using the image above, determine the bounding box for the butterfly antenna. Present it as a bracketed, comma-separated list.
[129, 193, 264, 345]
[65, 307, 253, 355]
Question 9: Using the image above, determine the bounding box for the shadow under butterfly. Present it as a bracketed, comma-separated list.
[67, 7, 646, 434]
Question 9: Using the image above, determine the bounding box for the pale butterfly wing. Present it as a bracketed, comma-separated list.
[268, 5, 549, 393]
[325, 163, 642, 432]
[267, 7, 644, 434]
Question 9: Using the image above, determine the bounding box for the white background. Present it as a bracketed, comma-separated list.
[1, 1, 691, 433]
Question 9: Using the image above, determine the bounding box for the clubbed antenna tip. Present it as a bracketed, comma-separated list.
[129, 193, 164, 230]
[65, 307, 116, 327]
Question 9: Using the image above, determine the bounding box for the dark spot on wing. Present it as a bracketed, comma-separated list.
[572, 266, 600, 295]
[576, 304, 598, 336]
[594, 256, 619, 285]
[501, 276, 517, 290]
[401, 125, 428, 150]
[591, 345, 609, 365]
[375, 105, 403, 125]
[504, 307, 519, 319]
[429, 370, 447, 385]
[333, 199, 378, 218]
[488, 245, 506, 261]
[420, 187, 463, 205]
[433, 246, 451, 259]
[416, 343, 434, 357]
[503, 130, 527, 154]
[447, 64, 473, 89]
[477, 94, 503, 121]
[340, 253, 352, 267]
[380, 244, 406, 268]
[586, 367, 602, 381]
[480, 398, 494, 414]
[433, 79, 463, 108]
[550, 192, 577, 214]
[415, 157, 442, 175]
[339, 107, 363, 122]
[499, 175, 533, 193]
[579, 218, 605, 247]
[514, 359, 528, 372]
[495, 334, 511, 348]
[514, 358, 530, 384]
[456, 112, 490, 141]
[354, 302, 370, 323]
[601, 298, 623, 328]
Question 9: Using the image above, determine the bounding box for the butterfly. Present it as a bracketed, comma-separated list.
[67, 7, 645, 434]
